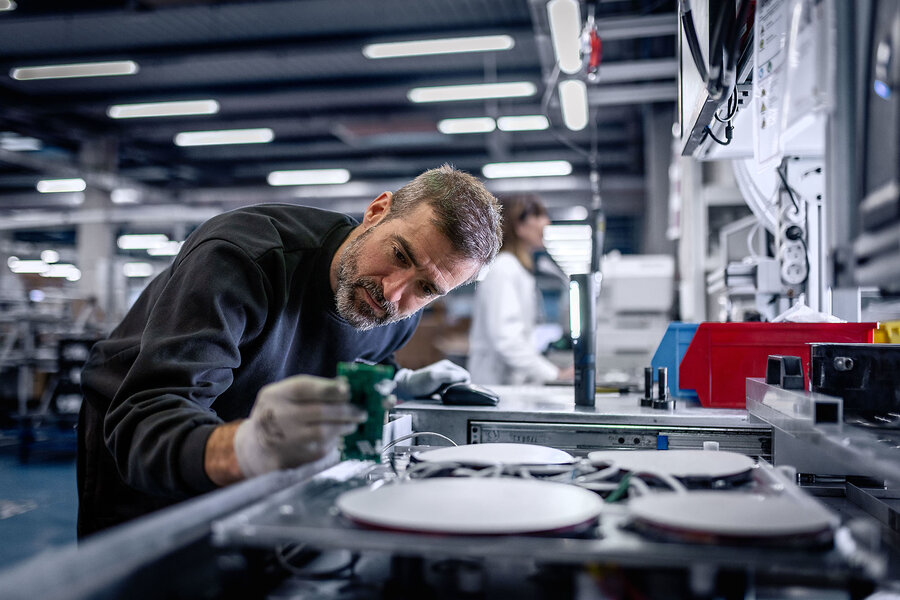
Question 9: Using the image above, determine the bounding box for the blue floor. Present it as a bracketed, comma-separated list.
[0, 432, 78, 571]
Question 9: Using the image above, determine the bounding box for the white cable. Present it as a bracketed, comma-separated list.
[379, 431, 457, 458]
[746, 221, 762, 258]
[627, 475, 651, 497]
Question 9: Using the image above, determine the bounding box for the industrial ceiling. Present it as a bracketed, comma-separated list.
[0, 0, 677, 224]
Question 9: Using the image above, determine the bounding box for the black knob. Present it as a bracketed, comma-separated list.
[641, 366, 654, 407]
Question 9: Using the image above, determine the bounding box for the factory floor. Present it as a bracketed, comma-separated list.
[0, 431, 78, 572]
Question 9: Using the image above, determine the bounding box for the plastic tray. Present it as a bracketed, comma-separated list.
[650, 322, 699, 400]
[679, 322, 877, 408]
[875, 320, 900, 344]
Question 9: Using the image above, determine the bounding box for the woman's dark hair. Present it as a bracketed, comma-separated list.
[499, 194, 548, 268]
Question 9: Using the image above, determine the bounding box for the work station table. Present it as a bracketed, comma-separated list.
[392, 385, 772, 460]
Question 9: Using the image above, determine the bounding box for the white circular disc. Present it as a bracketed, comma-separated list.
[629, 491, 835, 538]
[414, 443, 575, 467]
[337, 478, 603, 535]
[587, 450, 755, 479]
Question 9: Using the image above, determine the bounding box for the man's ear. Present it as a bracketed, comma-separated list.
[361, 191, 393, 229]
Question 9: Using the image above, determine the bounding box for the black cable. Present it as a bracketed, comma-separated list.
[703, 124, 732, 145]
[706, 0, 731, 98]
[714, 87, 738, 122]
[681, 9, 709, 83]
[726, 0, 753, 73]
[776, 164, 801, 212]
[791, 231, 811, 285]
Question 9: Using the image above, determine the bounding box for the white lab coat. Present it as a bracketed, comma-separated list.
[467, 252, 560, 385]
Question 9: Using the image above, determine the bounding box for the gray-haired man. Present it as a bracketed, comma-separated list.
[78, 165, 502, 537]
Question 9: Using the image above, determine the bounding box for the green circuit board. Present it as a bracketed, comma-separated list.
[337, 362, 396, 461]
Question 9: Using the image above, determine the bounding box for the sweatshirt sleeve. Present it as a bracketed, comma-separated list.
[476, 259, 559, 383]
[103, 240, 270, 498]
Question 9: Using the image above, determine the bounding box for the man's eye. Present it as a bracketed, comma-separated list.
[421, 283, 435, 297]
[394, 247, 408, 265]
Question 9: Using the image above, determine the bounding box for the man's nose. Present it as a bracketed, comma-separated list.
[382, 270, 413, 304]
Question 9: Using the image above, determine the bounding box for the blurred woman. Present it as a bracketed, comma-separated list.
[468, 195, 572, 385]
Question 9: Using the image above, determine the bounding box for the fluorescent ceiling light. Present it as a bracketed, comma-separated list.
[0, 132, 41, 151]
[8, 259, 48, 274]
[497, 115, 549, 131]
[408, 82, 536, 103]
[42, 264, 80, 279]
[364, 35, 514, 59]
[117, 234, 170, 250]
[174, 128, 273, 147]
[11, 60, 138, 81]
[37, 178, 86, 193]
[111, 189, 141, 204]
[40, 250, 60, 264]
[0, 1, 17, 11]
[482, 160, 572, 179]
[544, 224, 592, 241]
[547, 0, 583, 74]
[437, 117, 496, 135]
[553, 206, 589, 221]
[559, 79, 589, 131]
[108, 99, 219, 119]
[267, 169, 351, 186]
[147, 241, 184, 256]
[123, 262, 154, 278]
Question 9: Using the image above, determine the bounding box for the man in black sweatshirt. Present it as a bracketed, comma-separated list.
[77, 165, 502, 537]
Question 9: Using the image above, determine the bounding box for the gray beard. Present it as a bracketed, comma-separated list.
[335, 230, 401, 331]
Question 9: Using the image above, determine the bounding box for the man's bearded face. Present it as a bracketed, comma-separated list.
[335, 226, 401, 330]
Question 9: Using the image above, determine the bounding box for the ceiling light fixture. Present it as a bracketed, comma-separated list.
[8, 259, 48, 274]
[41, 264, 80, 279]
[174, 128, 274, 147]
[544, 224, 592, 241]
[437, 117, 496, 134]
[482, 160, 572, 179]
[117, 234, 170, 250]
[559, 79, 589, 131]
[364, 35, 514, 59]
[108, 99, 220, 119]
[0, 132, 42, 151]
[408, 82, 536, 103]
[123, 262, 154, 278]
[496, 115, 550, 131]
[11, 60, 139, 81]
[147, 241, 184, 256]
[0, 1, 17, 11]
[111, 189, 141, 204]
[547, 0, 583, 74]
[267, 169, 351, 186]
[36, 178, 86, 193]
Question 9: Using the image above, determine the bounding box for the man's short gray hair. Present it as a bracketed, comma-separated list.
[386, 165, 502, 269]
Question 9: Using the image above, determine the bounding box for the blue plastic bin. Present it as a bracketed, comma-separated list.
[650, 322, 699, 400]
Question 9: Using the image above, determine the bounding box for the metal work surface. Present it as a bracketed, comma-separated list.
[393, 385, 771, 458]
[210, 458, 883, 600]
[747, 378, 900, 485]
[0, 453, 339, 600]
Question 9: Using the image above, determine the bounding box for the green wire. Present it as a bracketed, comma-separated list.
[604, 472, 633, 503]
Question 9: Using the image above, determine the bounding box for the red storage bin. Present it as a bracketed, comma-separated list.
[679, 322, 877, 408]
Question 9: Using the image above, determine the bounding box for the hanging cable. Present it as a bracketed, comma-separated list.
[703, 123, 732, 146]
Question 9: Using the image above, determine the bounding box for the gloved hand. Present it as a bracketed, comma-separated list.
[233, 374, 366, 478]
[393, 359, 471, 399]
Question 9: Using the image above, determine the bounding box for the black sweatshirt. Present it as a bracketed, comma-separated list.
[77, 205, 419, 536]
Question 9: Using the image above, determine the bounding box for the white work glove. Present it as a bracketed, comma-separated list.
[233, 374, 366, 478]
[393, 359, 471, 399]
